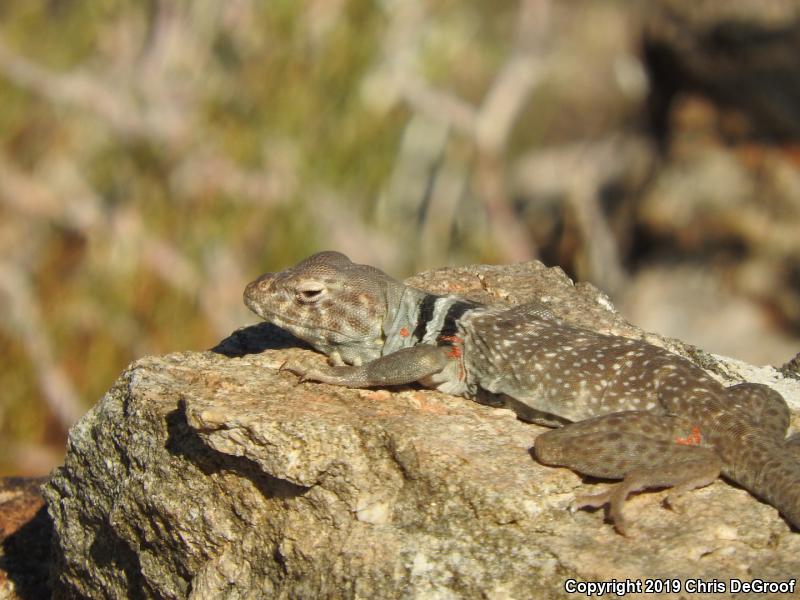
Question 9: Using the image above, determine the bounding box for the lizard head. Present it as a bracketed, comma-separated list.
[244, 251, 397, 364]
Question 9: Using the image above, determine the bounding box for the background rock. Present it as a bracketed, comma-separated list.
[45, 261, 800, 599]
[627, 0, 800, 366]
[0, 476, 51, 600]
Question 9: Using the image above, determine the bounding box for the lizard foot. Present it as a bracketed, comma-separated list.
[571, 458, 721, 535]
[279, 360, 359, 386]
[278, 360, 321, 383]
[662, 463, 720, 514]
[572, 486, 631, 536]
[663, 492, 688, 515]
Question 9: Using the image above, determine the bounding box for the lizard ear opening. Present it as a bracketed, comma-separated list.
[296, 280, 327, 303]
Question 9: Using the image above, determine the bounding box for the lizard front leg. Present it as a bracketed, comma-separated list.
[283, 345, 454, 388]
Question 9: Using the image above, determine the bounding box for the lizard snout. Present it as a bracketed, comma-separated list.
[243, 273, 276, 310]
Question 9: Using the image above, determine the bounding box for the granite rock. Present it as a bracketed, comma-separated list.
[45, 261, 800, 599]
[0, 477, 51, 600]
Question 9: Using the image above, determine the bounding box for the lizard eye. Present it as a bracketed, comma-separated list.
[296, 281, 326, 303]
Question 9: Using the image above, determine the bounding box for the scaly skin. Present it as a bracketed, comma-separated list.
[244, 251, 800, 534]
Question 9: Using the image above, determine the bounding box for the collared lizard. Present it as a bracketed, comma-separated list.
[244, 251, 800, 534]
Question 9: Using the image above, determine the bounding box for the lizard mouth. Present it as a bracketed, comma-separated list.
[242, 292, 269, 317]
[244, 297, 374, 342]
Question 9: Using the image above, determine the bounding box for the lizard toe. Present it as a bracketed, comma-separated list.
[663, 493, 686, 514]
[279, 360, 312, 380]
[573, 485, 632, 535]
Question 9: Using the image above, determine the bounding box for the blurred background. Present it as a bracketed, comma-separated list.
[0, 0, 799, 476]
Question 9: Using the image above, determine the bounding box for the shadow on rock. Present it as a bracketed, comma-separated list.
[87, 521, 148, 600]
[210, 322, 311, 358]
[165, 402, 310, 500]
[0, 477, 52, 600]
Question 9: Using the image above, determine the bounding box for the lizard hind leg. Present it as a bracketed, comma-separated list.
[534, 411, 722, 535]
[573, 456, 721, 535]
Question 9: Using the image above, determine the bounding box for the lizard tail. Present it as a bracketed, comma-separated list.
[726, 437, 800, 530]
[717, 383, 800, 530]
[757, 449, 800, 530]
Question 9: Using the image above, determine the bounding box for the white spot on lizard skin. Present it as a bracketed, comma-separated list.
[245, 252, 800, 533]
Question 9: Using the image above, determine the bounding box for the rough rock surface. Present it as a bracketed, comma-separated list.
[0, 477, 51, 600]
[45, 261, 800, 599]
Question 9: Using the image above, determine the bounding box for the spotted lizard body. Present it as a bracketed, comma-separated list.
[244, 251, 800, 534]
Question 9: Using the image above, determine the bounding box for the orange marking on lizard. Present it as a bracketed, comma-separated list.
[399, 327, 410, 337]
[674, 426, 702, 446]
[438, 335, 466, 378]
